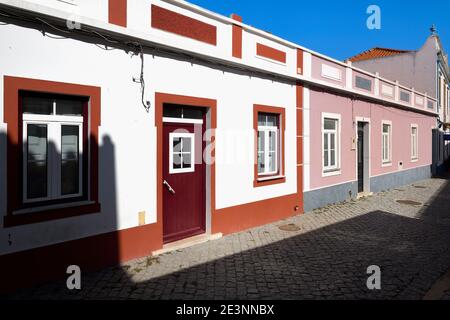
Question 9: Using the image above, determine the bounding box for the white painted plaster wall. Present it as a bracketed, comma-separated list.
[352, 36, 438, 99]
[0, 22, 297, 255]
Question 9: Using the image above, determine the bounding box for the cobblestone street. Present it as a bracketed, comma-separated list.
[8, 178, 450, 300]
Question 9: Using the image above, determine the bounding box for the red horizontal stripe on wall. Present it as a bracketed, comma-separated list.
[0, 222, 162, 294]
[108, 0, 127, 27]
[151, 5, 217, 46]
[256, 43, 286, 63]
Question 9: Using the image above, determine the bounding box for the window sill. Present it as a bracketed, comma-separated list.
[13, 200, 96, 215]
[4, 202, 101, 228]
[411, 158, 419, 163]
[254, 175, 286, 187]
[382, 162, 392, 167]
[322, 169, 341, 177]
[257, 175, 285, 182]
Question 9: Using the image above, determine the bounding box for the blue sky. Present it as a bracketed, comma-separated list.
[188, 0, 450, 61]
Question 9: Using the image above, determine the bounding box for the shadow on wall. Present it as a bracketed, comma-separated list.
[6, 179, 450, 299]
[0, 131, 121, 294]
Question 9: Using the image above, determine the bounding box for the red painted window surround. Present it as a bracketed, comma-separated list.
[151, 5, 217, 46]
[253, 104, 286, 188]
[256, 43, 287, 64]
[108, 0, 127, 27]
[3, 76, 101, 227]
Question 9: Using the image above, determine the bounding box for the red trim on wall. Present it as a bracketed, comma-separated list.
[296, 83, 304, 213]
[296, 138, 303, 168]
[0, 222, 161, 294]
[4, 204, 101, 227]
[253, 104, 286, 188]
[155, 93, 217, 247]
[231, 10, 243, 59]
[3, 76, 101, 227]
[213, 193, 299, 235]
[256, 43, 286, 64]
[232, 24, 243, 59]
[151, 5, 217, 46]
[296, 85, 303, 136]
[297, 48, 303, 75]
[230, 14, 242, 23]
[108, 0, 127, 27]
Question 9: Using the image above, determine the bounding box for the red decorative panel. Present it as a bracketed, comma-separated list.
[108, 0, 127, 27]
[232, 24, 242, 58]
[151, 5, 217, 46]
[256, 43, 286, 63]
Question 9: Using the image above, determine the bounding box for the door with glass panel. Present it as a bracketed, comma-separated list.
[162, 105, 206, 244]
[21, 92, 87, 205]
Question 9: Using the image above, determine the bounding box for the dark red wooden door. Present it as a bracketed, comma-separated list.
[163, 123, 205, 243]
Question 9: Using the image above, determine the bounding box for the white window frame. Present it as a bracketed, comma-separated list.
[22, 111, 84, 204]
[355, 75, 372, 92]
[257, 114, 280, 176]
[322, 113, 341, 176]
[169, 132, 195, 174]
[163, 117, 203, 124]
[411, 124, 419, 161]
[400, 91, 411, 103]
[381, 121, 392, 166]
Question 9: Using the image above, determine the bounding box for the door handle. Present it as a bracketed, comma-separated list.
[163, 180, 176, 195]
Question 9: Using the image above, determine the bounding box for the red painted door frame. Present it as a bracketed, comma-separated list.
[155, 93, 217, 245]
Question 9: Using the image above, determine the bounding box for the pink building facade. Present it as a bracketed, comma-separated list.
[349, 37, 450, 176]
[304, 88, 435, 210]
[303, 53, 437, 211]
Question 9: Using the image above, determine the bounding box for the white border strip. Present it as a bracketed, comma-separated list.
[303, 86, 311, 191]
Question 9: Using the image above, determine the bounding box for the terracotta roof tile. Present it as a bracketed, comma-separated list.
[348, 47, 413, 62]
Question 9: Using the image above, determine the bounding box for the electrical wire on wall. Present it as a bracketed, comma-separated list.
[347, 88, 436, 121]
[93, 43, 116, 51]
[378, 103, 437, 119]
[0, 8, 440, 119]
[36, 17, 71, 34]
[0, 8, 152, 112]
[0, 7, 300, 98]
[132, 43, 151, 113]
[351, 96, 355, 129]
